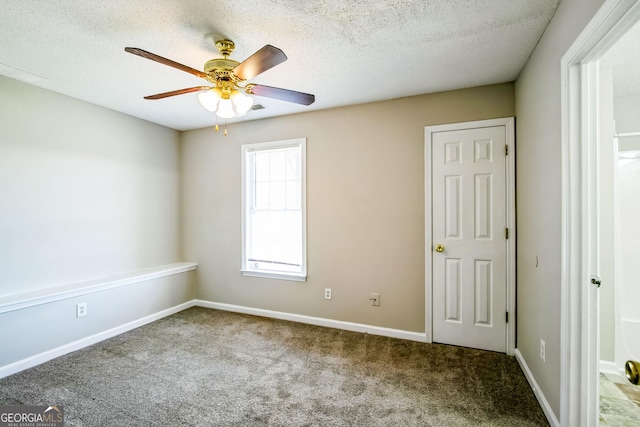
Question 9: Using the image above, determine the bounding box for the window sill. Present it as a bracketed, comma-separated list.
[241, 270, 307, 282]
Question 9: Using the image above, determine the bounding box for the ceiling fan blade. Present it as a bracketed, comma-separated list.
[125, 47, 208, 80]
[143, 86, 211, 100]
[233, 45, 287, 80]
[247, 84, 315, 105]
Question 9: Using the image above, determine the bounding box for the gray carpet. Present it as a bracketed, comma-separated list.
[0, 307, 549, 426]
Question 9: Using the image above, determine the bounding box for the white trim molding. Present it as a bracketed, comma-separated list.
[424, 117, 516, 356]
[515, 349, 560, 427]
[599, 360, 620, 376]
[1, 298, 429, 379]
[0, 301, 195, 379]
[195, 300, 428, 343]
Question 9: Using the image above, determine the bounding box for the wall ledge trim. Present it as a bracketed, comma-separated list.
[515, 349, 560, 427]
[194, 300, 428, 343]
[0, 262, 197, 314]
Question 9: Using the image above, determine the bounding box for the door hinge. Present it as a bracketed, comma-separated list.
[505, 145, 509, 155]
[505, 228, 509, 239]
[506, 312, 509, 323]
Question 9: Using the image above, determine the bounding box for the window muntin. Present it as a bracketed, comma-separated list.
[241, 139, 306, 280]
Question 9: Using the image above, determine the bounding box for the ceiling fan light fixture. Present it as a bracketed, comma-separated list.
[231, 90, 253, 116]
[198, 87, 253, 119]
[216, 97, 236, 119]
[198, 88, 222, 112]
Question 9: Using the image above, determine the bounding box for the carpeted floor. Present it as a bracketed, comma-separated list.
[0, 307, 549, 426]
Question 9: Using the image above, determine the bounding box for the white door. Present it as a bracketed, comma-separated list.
[430, 124, 508, 353]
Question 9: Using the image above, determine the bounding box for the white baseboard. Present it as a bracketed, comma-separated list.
[2, 295, 430, 380]
[195, 300, 428, 343]
[1, 299, 427, 379]
[599, 360, 621, 376]
[515, 349, 560, 427]
[0, 301, 195, 379]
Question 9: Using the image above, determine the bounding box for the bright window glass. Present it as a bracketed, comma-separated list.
[241, 139, 306, 281]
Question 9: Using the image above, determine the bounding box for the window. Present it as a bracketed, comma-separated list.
[241, 138, 306, 281]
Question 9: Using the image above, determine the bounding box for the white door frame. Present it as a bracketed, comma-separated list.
[560, 1, 640, 426]
[424, 117, 516, 356]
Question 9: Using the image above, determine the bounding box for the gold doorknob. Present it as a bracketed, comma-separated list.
[435, 244, 445, 253]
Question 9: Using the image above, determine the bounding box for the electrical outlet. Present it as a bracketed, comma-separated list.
[324, 288, 332, 300]
[370, 293, 380, 306]
[540, 339, 546, 362]
[76, 302, 87, 318]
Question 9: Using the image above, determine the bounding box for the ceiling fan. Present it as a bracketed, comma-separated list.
[124, 37, 315, 123]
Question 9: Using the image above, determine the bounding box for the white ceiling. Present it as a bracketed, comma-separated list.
[0, 0, 562, 131]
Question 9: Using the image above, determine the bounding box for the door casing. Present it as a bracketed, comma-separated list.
[424, 117, 516, 356]
[560, 1, 640, 425]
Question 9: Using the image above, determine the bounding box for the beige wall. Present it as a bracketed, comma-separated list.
[0, 76, 182, 295]
[514, 0, 606, 418]
[182, 83, 514, 333]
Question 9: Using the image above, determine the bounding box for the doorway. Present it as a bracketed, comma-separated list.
[598, 18, 640, 426]
[561, 1, 640, 426]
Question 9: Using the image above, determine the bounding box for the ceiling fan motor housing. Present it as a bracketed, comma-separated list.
[204, 58, 240, 77]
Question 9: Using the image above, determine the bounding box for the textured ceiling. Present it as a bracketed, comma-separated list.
[0, 0, 562, 131]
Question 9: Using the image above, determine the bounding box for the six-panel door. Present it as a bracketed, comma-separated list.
[431, 125, 507, 353]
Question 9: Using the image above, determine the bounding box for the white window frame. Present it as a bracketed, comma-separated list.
[241, 138, 307, 281]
